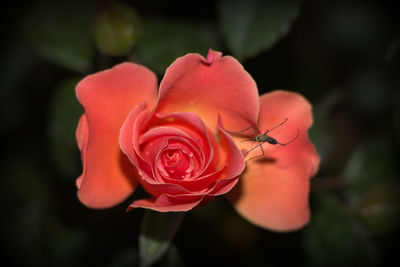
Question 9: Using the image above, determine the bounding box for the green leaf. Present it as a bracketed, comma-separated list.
[0, 41, 36, 135]
[348, 67, 393, 119]
[139, 211, 184, 267]
[304, 194, 377, 267]
[158, 245, 184, 267]
[394, 88, 400, 147]
[24, 0, 94, 72]
[107, 247, 139, 267]
[343, 138, 398, 198]
[357, 184, 400, 236]
[342, 136, 400, 236]
[134, 18, 221, 74]
[94, 1, 140, 57]
[217, 0, 300, 60]
[48, 78, 83, 177]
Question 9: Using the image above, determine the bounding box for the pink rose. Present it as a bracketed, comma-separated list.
[76, 50, 319, 231]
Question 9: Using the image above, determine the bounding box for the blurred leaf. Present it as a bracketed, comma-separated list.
[49, 78, 83, 177]
[349, 67, 394, 119]
[221, 213, 260, 249]
[309, 118, 330, 165]
[394, 88, 400, 147]
[318, 2, 387, 61]
[304, 194, 377, 267]
[24, 0, 94, 72]
[107, 247, 139, 267]
[52, 228, 89, 267]
[159, 245, 185, 267]
[1, 143, 51, 266]
[343, 138, 399, 198]
[0, 42, 36, 135]
[217, 0, 300, 60]
[134, 18, 221, 74]
[139, 211, 184, 267]
[94, 1, 140, 56]
[358, 184, 400, 236]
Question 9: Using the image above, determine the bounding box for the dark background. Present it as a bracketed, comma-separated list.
[1, 0, 399, 266]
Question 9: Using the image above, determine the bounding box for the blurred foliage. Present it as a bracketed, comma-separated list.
[304, 194, 377, 267]
[0, 41, 37, 135]
[139, 211, 184, 267]
[394, 88, 400, 146]
[134, 18, 221, 74]
[23, 0, 94, 72]
[344, 138, 399, 198]
[217, 0, 301, 60]
[1, 0, 400, 266]
[49, 78, 83, 177]
[94, 1, 140, 57]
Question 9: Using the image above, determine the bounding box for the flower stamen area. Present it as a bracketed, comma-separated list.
[156, 141, 198, 181]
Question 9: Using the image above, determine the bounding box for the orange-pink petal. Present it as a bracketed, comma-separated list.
[228, 90, 320, 231]
[128, 194, 204, 212]
[76, 63, 158, 208]
[157, 49, 259, 133]
[228, 162, 312, 231]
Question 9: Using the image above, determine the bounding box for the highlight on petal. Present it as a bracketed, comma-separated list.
[76, 63, 158, 209]
[228, 90, 320, 231]
[157, 49, 259, 133]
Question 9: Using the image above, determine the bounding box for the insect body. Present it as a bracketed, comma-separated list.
[254, 134, 278, 144]
[230, 118, 299, 161]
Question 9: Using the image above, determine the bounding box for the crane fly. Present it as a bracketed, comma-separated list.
[229, 118, 299, 162]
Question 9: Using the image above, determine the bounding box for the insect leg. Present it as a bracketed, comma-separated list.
[263, 118, 288, 135]
[246, 142, 263, 154]
[278, 128, 300, 146]
[245, 142, 265, 162]
[228, 126, 260, 135]
[239, 126, 260, 142]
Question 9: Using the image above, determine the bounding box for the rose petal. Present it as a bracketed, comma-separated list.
[228, 163, 312, 232]
[76, 63, 158, 208]
[256, 90, 320, 175]
[227, 90, 320, 231]
[157, 49, 259, 133]
[128, 194, 204, 212]
[206, 117, 245, 195]
[119, 101, 148, 163]
[75, 114, 88, 189]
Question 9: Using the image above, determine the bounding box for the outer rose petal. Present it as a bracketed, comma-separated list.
[157, 49, 259, 133]
[128, 194, 204, 212]
[228, 90, 320, 231]
[256, 90, 320, 176]
[76, 114, 88, 189]
[76, 63, 158, 208]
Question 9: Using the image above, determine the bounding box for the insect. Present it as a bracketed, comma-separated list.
[230, 118, 299, 161]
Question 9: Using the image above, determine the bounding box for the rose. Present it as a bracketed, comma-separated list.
[75, 50, 319, 231]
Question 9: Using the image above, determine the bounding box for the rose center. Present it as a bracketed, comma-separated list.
[158, 147, 195, 180]
[163, 149, 181, 166]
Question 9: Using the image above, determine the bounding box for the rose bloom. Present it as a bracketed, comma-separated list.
[75, 50, 319, 231]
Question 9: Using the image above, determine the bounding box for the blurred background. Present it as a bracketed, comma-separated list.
[1, 0, 399, 266]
